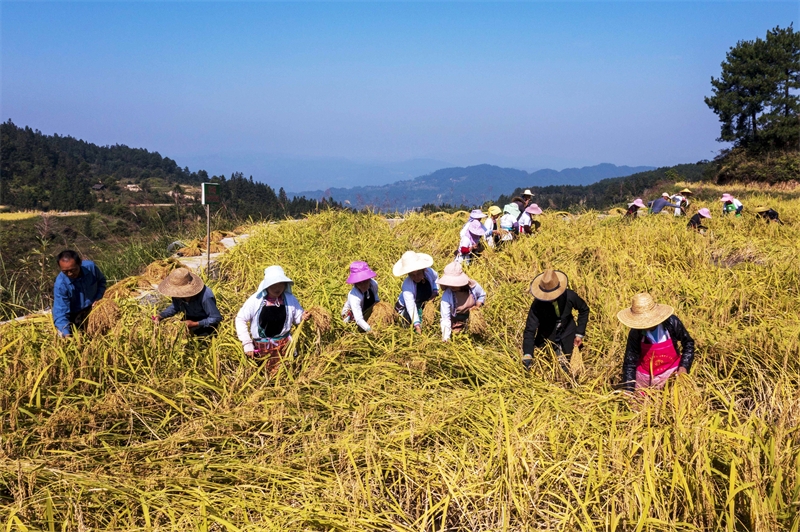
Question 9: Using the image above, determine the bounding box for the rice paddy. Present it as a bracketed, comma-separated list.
[1, 182, 799, 530]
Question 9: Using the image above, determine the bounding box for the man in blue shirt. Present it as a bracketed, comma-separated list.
[648, 193, 683, 215]
[52, 250, 107, 337]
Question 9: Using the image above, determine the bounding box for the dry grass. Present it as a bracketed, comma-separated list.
[1, 182, 799, 531]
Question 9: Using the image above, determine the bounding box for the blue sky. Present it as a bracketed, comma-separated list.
[2, 2, 797, 189]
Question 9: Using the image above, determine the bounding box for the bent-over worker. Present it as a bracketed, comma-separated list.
[438, 262, 486, 341]
[52, 250, 107, 337]
[393, 251, 439, 333]
[155, 268, 222, 336]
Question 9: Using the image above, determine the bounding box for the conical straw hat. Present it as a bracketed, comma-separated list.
[617, 293, 674, 329]
[529, 270, 568, 301]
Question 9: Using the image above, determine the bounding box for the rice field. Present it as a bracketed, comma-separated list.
[0, 211, 41, 222]
[1, 182, 799, 530]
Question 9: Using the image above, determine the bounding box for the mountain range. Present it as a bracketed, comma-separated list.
[292, 163, 655, 210]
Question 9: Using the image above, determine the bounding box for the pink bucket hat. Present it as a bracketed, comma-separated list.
[467, 219, 485, 236]
[698, 208, 712, 219]
[525, 203, 543, 215]
[346, 261, 377, 284]
[720, 194, 733, 202]
[632, 198, 646, 209]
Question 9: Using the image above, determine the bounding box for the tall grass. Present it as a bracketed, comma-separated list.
[1, 182, 798, 530]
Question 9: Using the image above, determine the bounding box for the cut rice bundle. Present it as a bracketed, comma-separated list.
[422, 302, 437, 328]
[86, 299, 120, 335]
[307, 306, 332, 334]
[367, 301, 395, 328]
[468, 307, 488, 336]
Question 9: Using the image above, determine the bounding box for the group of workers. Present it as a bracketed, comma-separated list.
[49, 185, 785, 394]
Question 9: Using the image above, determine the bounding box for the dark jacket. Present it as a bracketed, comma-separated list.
[757, 209, 783, 224]
[158, 285, 222, 333]
[621, 314, 694, 391]
[687, 213, 707, 230]
[522, 289, 589, 354]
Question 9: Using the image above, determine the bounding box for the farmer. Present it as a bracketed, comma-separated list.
[720, 194, 743, 216]
[460, 209, 487, 239]
[648, 193, 682, 215]
[522, 270, 590, 371]
[154, 268, 221, 336]
[500, 203, 521, 236]
[616, 293, 695, 392]
[670, 188, 693, 216]
[393, 251, 439, 333]
[341, 261, 379, 332]
[438, 261, 487, 341]
[624, 199, 646, 218]
[483, 205, 503, 248]
[522, 189, 535, 206]
[687, 208, 712, 232]
[518, 203, 543, 235]
[52, 250, 107, 337]
[755, 206, 784, 225]
[456, 219, 486, 264]
[235, 265, 309, 373]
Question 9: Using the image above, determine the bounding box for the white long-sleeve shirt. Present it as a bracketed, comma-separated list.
[341, 279, 379, 332]
[396, 268, 439, 326]
[440, 282, 487, 341]
[235, 291, 304, 352]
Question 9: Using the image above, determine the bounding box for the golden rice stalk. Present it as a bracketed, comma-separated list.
[307, 305, 332, 334]
[205, 241, 226, 253]
[86, 299, 120, 335]
[232, 225, 250, 234]
[178, 246, 203, 257]
[468, 307, 488, 336]
[104, 278, 137, 300]
[608, 207, 627, 216]
[209, 230, 226, 243]
[422, 301, 437, 328]
[367, 301, 395, 328]
[570, 345, 586, 376]
[143, 258, 185, 283]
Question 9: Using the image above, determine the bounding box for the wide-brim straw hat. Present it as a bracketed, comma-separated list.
[469, 209, 487, 219]
[438, 261, 475, 288]
[158, 267, 204, 298]
[525, 203, 543, 215]
[529, 269, 568, 301]
[698, 207, 712, 218]
[523, 189, 534, 196]
[617, 293, 674, 329]
[347, 261, 377, 284]
[393, 251, 434, 277]
[754, 206, 772, 213]
[680, 188, 693, 195]
[487, 205, 502, 216]
[661, 192, 670, 198]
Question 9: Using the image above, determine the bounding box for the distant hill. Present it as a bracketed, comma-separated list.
[292, 163, 655, 211]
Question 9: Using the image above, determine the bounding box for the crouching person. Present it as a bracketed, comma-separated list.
[616, 293, 694, 392]
[53, 250, 107, 337]
[155, 268, 221, 336]
[522, 270, 589, 371]
[236, 265, 308, 374]
[341, 261, 379, 332]
[438, 262, 486, 341]
[393, 251, 439, 333]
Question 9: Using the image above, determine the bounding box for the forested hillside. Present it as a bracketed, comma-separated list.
[0, 121, 334, 219]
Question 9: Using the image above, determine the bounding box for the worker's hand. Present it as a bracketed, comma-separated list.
[573, 336, 583, 348]
[153, 316, 162, 324]
[245, 350, 255, 358]
[301, 311, 310, 320]
[676, 367, 688, 376]
[430, 291, 439, 301]
[185, 320, 200, 328]
[474, 302, 482, 309]
[414, 324, 422, 334]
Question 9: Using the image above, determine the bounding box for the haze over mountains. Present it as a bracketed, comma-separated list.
[292, 163, 655, 210]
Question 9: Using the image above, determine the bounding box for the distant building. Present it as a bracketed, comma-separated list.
[126, 184, 141, 192]
[91, 183, 105, 191]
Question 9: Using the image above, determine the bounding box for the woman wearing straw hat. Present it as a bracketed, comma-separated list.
[624, 198, 646, 218]
[687, 208, 712, 232]
[617, 293, 695, 392]
[483, 205, 503, 248]
[235, 265, 308, 373]
[670, 188, 693, 216]
[456, 219, 486, 264]
[438, 261, 487, 341]
[459, 209, 488, 239]
[754, 206, 784, 225]
[155, 268, 222, 336]
[518, 203, 543, 235]
[393, 251, 439, 333]
[720, 194, 743, 216]
[522, 270, 589, 371]
[341, 261, 380, 333]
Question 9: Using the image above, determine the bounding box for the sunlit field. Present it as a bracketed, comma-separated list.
[2, 183, 799, 531]
[0, 211, 40, 222]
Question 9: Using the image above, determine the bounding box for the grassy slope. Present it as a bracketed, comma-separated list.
[1, 182, 799, 530]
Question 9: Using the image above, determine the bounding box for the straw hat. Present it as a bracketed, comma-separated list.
[523, 189, 534, 196]
[661, 192, 670, 198]
[487, 205, 502, 216]
[698, 208, 712, 218]
[529, 269, 568, 301]
[157, 268, 204, 298]
[754, 206, 772, 213]
[438, 261, 475, 288]
[616, 293, 674, 329]
[393, 251, 434, 277]
[525, 203, 543, 215]
[631, 198, 646, 209]
[346, 261, 377, 284]
[469, 209, 487, 219]
[679, 188, 693, 195]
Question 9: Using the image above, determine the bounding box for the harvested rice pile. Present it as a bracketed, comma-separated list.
[2, 182, 799, 530]
[143, 258, 185, 283]
[86, 298, 120, 335]
[367, 301, 395, 328]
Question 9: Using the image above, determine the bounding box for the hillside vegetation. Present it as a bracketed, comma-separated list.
[1, 182, 799, 530]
